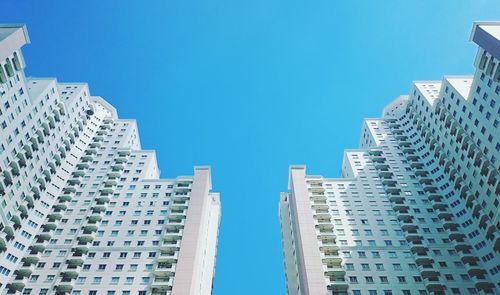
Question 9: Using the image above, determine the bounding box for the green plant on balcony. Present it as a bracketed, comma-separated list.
[87, 215, 102, 223]
[82, 225, 97, 234]
[21, 256, 39, 266]
[29, 245, 45, 254]
[96, 197, 110, 204]
[72, 246, 89, 256]
[53, 204, 67, 212]
[91, 206, 106, 213]
[58, 195, 72, 202]
[3, 226, 14, 241]
[11, 215, 21, 230]
[77, 236, 93, 244]
[36, 233, 51, 242]
[24, 195, 35, 209]
[0, 237, 6, 252]
[7, 282, 25, 292]
[55, 284, 73, 293]
[61, 271, 78, 280]
[14, 269, 32, 278]
[66, 258, 84, 268]
[18, 205, 28, 219]
[42, 223, 57, 231]
[47, 213, 62, 221]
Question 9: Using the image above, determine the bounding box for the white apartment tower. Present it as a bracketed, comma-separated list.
[280, 22, 499, 295]
[0, 25, 221, 295]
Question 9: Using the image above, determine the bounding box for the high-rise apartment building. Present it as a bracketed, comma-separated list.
[280, 22, 499, 295]
[0, 25, 220, 295]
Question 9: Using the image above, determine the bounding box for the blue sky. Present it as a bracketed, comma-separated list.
[1, 1, 499, 294]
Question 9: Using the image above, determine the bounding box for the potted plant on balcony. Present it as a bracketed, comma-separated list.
[14, 269, 32, 279]
[21, 256, 39, 266]
[6, 282, 25, 292]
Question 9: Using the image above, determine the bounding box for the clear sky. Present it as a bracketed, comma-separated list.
[1, 1, 499, 294]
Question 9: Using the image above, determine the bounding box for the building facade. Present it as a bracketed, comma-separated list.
[280, 22, 499, 295]
[0, 25, 220, 295]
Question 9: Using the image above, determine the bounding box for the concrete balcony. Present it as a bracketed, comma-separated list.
[393, 204, 409, 212]
[432, 202, 448, 210]
[447, 230, 465, 241]
[117, 150, 131, 156]
[324, 264, 346, 276]
[461, 253, 479, 265]
[155, 263, 176, 275]
[115, 156, 128, 164]
[107, 171, 121, 178]
[427, 194, 443, 202]
[415, 254, 434, 266]
[401, 223, 418, 231]
[320, 251, 342, 263]
[67, 178, 81, 185]
[152, 276, 173, 287]
[81, 155, 93, 162]
[397, 211, 413, 221]
[405, 231, 423, 242]
[473, 276, 495, 291]
[111, 164, 125, 171]
[423, 277, 446, 292]
[161, 240, 182, 250]
[170, 209, 187, 216]
[165, 229, 183, 237]
[327, 279, 349, 292]
[466, 264, 487, 277]
[388, 194, 404, 202]
[437, 212, 453, 219]
[454, 240, 472, 252]
[158, 251, 178, 261]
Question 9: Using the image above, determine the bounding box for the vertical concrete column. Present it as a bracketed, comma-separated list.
[172, 167, 212, 295]
[288, 166, 328, 295]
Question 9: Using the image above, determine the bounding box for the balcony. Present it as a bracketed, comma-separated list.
[401, 223, 418, 231]
[63, 186, 76, 194]
[327, 279, 349, 292]
[37, 178, 47, 190]
[42, 123, 50, 136]
[368, 150, 383, 156]
[427, 194, 442, 202]
[432, 202, 448, 210]
[467, 264, 487, 277]
[461, 252, 479, 265]
[397, 211, 413, 221]
[454, 240, 472, 252]
[448, 231, 465, 241]
[151, 276, 173, 287]
[324, 263, 345, 277]
[111, 164, 125, 171]
[17, 152, 27, 167]
[473, 276, 495, 291]
[155, 263, 176, 275]
[393, 203, 409, 212]
[10, 161, 21, 176]
[437, 212, 453, 220]
[115, 156, 127, 164]
[372, 156, 385, 163]
[320, 250, 342, 263]
[405, 231, 423, 242]
[117, 150, 131, 156]
[161, 239, 182, 250]
[378, 171, 393, 179]
[409, 241, 427, 252]
[423, 185, 438, 193]
[423, 277, 446, 292]
[107, 171, 121, 178]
